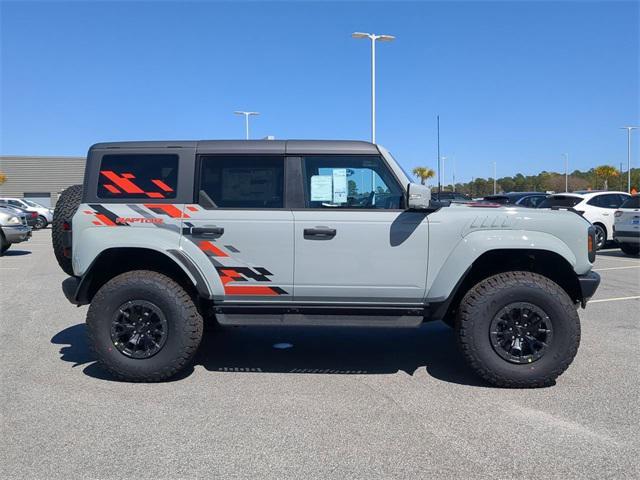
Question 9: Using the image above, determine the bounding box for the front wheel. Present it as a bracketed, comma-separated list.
[86, 270, 203, 382]
[456, 271, 580, 388]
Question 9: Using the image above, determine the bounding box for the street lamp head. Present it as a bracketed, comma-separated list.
[234, 111, 260, 116]
[377, 34, 396, 42]
[621, 126, 640, 130]
[351, 32, 370, 39]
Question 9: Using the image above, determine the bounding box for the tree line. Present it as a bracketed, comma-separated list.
[412, 165, 639, 197]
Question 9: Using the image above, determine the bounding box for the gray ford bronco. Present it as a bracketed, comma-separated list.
[54, 140, 600, 387]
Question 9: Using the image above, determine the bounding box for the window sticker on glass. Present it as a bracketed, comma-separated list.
[310, 175, 333, 201]
[332, 169, 348, 204]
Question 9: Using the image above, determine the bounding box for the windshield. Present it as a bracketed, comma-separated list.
[620, 196, 639, 209]
[538, 195, 582, 208]
[24, 200, 43, 208]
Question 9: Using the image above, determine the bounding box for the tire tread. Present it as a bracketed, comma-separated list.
[457, 271, 580, 388]
[86, 270, 203, 382]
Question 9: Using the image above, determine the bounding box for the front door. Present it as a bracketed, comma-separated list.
[293, 154, 429, 304]
[182, 154, 294, 302]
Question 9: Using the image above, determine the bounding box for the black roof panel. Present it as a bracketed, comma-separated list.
[90, 139, 378, 155]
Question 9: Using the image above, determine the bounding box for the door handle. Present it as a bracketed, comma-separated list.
[304, 227, 336, 238]
[191, 226, 224, 237]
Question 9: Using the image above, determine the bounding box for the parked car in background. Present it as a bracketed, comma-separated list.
[0, 206, 31, 255]
[0, 197, 53, 229]
[0, 203, 40, 228]
[614, 195, 640, 256]
[431, 191, 473, 203]
[483, 192, 548, 208]
[538, 191, 631, 250]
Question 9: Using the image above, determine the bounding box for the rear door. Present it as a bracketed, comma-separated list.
[292, 154, 429, 304]
[181, 153, 294, 302]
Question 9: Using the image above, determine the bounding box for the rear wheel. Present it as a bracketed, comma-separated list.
[34, 215, 47, 230]
[52, 184, 82, 276]
[593, 224, 606, 250]
[456, 271, 580, 388]
[620, 243, 640, 256]
[86, 270, 203, 382]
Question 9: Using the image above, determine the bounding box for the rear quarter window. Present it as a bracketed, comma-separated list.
[97, 154, 179, 199]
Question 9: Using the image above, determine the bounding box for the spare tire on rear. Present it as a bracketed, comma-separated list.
[52, 184, 83, 276]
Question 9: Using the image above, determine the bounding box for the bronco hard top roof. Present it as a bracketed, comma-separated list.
[89, 140, 379, 155]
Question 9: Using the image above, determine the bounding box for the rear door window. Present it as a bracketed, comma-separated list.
[98, 154, 179, 199]
[588, 194, 623, 209]
[538, 195, 582, 208]
[198, 155, 285, 209]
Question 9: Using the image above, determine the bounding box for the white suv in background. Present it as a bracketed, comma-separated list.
[539, 191, 631, 250]
[0, 197, 53, 229]
[614, 195, 640, 256]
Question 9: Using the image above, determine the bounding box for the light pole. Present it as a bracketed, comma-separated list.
[441, 156, 447, 191]
[452, 155, 456, 192]
[234, 111, 260, 140]
[621, 126, 639, 193]
[562, 153, 569, 192]
[351, 32, 395, 144]
[493, 161, 497, 194]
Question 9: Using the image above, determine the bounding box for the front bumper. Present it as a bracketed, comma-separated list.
[2, 225, 32, 243]
[578, 271, 600, 307]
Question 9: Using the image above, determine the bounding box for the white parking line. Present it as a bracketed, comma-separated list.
[590, 296, 640, 303]
[594, 266, 640, 271]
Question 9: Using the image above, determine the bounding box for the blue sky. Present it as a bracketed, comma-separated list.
[1, 0, 638, 181]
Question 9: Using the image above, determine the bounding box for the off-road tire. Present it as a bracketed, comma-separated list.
[86, 270, 203, 382]
[0, 231, 9, 256]
[620, 243, 640, 256]
[52, 184, 82, 276]
[456, 271, 580, 388]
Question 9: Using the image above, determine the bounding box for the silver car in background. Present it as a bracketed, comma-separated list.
[614, 195, 640, 256]
[0, 197, 53, 229]
[0, 205, 32, 255]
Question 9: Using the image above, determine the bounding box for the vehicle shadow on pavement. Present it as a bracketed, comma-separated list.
[51, 322, 488, 387]
[1, 249, 31, 256]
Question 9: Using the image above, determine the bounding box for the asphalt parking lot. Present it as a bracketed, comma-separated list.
[1, 229, 639, 479]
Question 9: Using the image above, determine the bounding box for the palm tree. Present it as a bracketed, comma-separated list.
[412, 166, 436, 185]
[593, 165, 619, 190]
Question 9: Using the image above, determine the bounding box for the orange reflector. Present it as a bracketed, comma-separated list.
[588, 234, 593, 253]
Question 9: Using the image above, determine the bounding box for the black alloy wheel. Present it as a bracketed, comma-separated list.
[489, 302, 553, 364]
[110, 300, 168, 359]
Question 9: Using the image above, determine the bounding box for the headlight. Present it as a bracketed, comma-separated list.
[6, 216, 21, 224]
